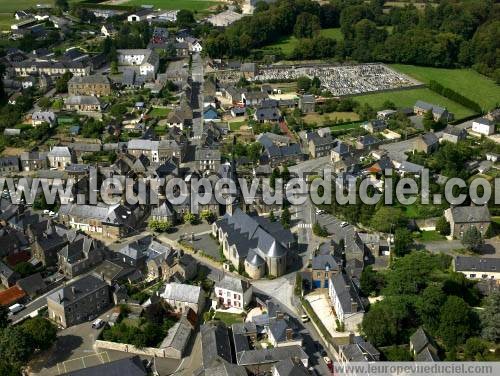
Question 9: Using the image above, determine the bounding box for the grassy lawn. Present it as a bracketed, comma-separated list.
[149, 107, 171, 118]
[416, 230, 446, 242]
[229, 120, 246, 131]
[123, 0, 221, 11]
[390, 64, 500, 111]
[330, 121, 363, 134]
[213, 311, 245, 325]
[264, 28, 344, 55]
[319, 27, 343, 40]
[303, 111, 360, 124]
[354, 87, 475, 120]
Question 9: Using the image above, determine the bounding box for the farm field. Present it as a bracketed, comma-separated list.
[263, 28, 343, 56]
[353, 87, 475, 120]
[122, 0, 222, 11]
[390, 64, 500, 111]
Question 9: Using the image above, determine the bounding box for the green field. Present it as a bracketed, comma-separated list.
[123, 0, 221, 11]
[263, 28, 343, 55]
[354, 87, 475, 120]
[149, 107, 171, 118]
[390, 64, 500, 112]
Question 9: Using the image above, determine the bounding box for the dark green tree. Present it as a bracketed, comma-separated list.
[461, 226, 484, 252]
[393, 227, 413, 257]
[435, 216, 450, 236]
[438, 296, 476, 349]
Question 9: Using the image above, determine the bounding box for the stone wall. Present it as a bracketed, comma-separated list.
[94, 340, 182, 359]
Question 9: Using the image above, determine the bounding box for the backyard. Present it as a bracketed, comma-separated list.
[390, 65, 500, 111]
[353, 87, 475, 120]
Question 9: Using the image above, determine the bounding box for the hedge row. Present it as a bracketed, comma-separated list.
[428, 80, 482, 113]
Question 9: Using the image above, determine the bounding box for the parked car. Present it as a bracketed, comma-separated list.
[340, 221, 348, 228]
[91, 319, 105, 329]
[8, 303, 25, 314]
[301, 314, 310, 323]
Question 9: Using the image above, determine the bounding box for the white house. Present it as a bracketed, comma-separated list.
[158, 10, 178, 22]
[100, 24, 115, 37]
[328, 273, 364, 332]
[47, 146, 74, 170]
[32, 111, 56, 127]
[214, 275, 252, 311]
[127, 8, 153, 22]
[161, 282, 205, 314]
[117, 49, 159, 76]
[186, 37, 203, 53]
[472, 117, 495, 136]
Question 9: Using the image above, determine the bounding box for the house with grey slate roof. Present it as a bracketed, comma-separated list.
[414, 100, 453, 122]
[328, 272, 364, 331]
[213, 208, 295, 278]
[444, 205, 490, 238]
[47, 274, 110, 328]
[58, 234, 103, 278]
[338, 339, 380, 364]
[409, 327, 440, 361]
[453, 256, 500, 282]
[273, 357, 309, 376]
[214, 274, 252, 311]
[198, 321, 234, 373]
[160, 282, 204, 314]
[47, 146, 75, 170]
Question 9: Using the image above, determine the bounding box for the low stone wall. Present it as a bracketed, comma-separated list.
[94, 340, 181, 359]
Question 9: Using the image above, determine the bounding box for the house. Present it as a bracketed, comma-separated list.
[203, 106, 219, 122]
[58, 235, 103, 278]
[31, 224, 69, 266]
[59, 356, 147, 376]
[236, 346, 308, 373]
[362, 119, 386, 133]
[195, 147, 221, 173]
[356, 135, 380, 151]
[331, 142, 350, 162]
[377, 109, 397, 120]
[127, 8, 153, 22]
[241, 62, 257, 79]
[160, 316, 194, 359]
[58, 203, 142, 239]
[116, 238, 150, 268]
[231, 106, 246, 117]
[150, 201, 175, 223]
[100, 24, 116, 37]
[0, 286, 26, 307]
[310, 254, 339, 290]
[68, 74, 111, 97]
[0, 156, 20, 174]
[117, 49, 159, 76]
[186, 37, 203, 53]
[214, 274, 252, 311]
[32, 110, 56, 127]
[160, 282, 204, 314]
[254, 106, 281, 123]
[444, 205, 491, 239]
[441, 126, 467, 144]
[472, 117, 496, 136]
[47, 146, 75, 169]
[47, 274, 110, 328]
[328, 272, 364, 331]
[156, 252, 197, 283]
[414, 132, 439, 154]
[157, 10, 179, 22]
[306, 128, 336, 158]
[414, 100, 453, 122]
[272, 358, 309, 376]
[410, 327, 440, 361]
[242, 91, 268, 106]
[64, 95, 102, 112]
[453, 256, 500, 282]
[199, 322, 234, 372]
[486, 152, 499, 162]
[213, 208, 294, 279]
[0, 261, 19, 287]
[298, 95, 315, 113]
[16, 272, 47, 298]
[338, 339, 380, 363]
[13, 59, 91, 77]
[20, 151, 48, 171]
[206, 10, 244, 27]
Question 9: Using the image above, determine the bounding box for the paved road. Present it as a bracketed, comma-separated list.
[190, 53, 204, 142]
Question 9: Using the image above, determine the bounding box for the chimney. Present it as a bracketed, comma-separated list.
[276, 311, 284, 320]
[350, 298, 357, 313]
[286, 328, 293, 341]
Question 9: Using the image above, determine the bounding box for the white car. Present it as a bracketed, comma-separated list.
[91, 319, 106, 329]
[43, 209, 50, 215]
[301, 314, 310, 323]
[8, 303, 25, 314]
[340, 221, 349, 228]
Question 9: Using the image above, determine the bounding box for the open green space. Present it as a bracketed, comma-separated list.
[213, 311, 245, 325]
[353, 87, 475, 120]
[263, 28, 343, 55]
[416, 230, 446, 242]
[123, 0, 221, 11]
[149, 107, 171, 118]
[390, 64, 500, 112]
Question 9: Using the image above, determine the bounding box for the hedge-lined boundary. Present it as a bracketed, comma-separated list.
[428, 80, 482, 114]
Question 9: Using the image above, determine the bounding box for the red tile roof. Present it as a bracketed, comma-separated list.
[0, 286, 26, 306]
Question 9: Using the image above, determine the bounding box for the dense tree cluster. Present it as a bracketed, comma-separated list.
[204, 0, 499, 81]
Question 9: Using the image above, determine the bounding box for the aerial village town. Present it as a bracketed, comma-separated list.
[0, 0, 498, 375]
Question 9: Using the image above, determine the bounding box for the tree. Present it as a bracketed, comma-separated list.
[183, 212, 198, 225]
[480, 291, 500, 342]
[461, 226, 484, 252]
[463, 337, 488, 360]
[13, 262, 35, 278]
[55, 71, 72, 93]
[177, 10, 195, 28]
[415, 284, 445, 334]
[435, 216, 450, 236]
[361, 296, 413, 347]
[281, 207, 291, 229]
[0, 326, 33, 365]
[312, 222, 328, 237]
[21, 317, 57, 351]
[393, 228, 413, 257]
[148, 219, 173, 232]
[269, 210, 276, 222]
[0, 306, 9, 329]
[296, 76, 312, 92]
[360, 266, 385, 296]
[438, 296, 476, 349]
[110, 103, 127, 118]
[270, 167, 280, 190]
[110, 61, 119, 74]
[38, 97, 52, 110]
[200, 210, 216, 224]
[423, 109, 436, 131]
[371, 207, 407, 233]
[294, 13, 321, 39]
[55, 0, 69, 12]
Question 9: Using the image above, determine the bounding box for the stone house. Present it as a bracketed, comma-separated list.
[68, 74, 112, 97]
[444, 205, 491, 238]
